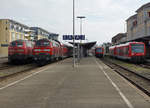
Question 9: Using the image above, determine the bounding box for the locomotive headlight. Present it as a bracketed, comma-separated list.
[131, 53, 134, 56]
[34, 49, 41, 51]
[44, 49, 50, 51]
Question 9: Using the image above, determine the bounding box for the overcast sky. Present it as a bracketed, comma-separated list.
[0, 0, 150, 44]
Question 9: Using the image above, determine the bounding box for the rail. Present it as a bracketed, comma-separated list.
[100, 58, 150, 97]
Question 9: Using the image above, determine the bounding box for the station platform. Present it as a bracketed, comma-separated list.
[0, 57, 150, 108]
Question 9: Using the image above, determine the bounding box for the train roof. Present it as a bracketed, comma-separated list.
[10, 39, 31, 43]
[95, 47, 103, 49]
[116, 42, 144, 47]
[62, 41, 73, 47]
[109, 45, 116, 49]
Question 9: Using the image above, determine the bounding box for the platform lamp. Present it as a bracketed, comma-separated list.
[77, 16, 86, 59]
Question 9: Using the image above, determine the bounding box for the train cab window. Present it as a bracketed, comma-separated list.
[43, 41, 50, 46]
[16, 42, 23, 47]
[36, 40, 50, 46]
[10, 42, 16, 47]
[131, 44, 144, 53]
[96, 48, 102, 52]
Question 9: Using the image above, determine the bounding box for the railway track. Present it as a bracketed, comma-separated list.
[100, 58, 150, 97]
[0, 58, 66, 80]
[0, 63, 37, 79]
[0, 65, 12, 70]
[138, 63, 150, 69]
[0, 62, 15, 70]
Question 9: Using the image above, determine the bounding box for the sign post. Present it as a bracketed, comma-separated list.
[63, 35, 85, 65]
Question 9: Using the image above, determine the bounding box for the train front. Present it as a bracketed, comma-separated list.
[130, 42, 146, 63]
[95, 47, 104, 58]
[33, 39, 53, 65]
[8, 40, 30, 63]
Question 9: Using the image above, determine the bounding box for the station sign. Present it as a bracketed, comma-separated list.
[63, 35, 85, 40]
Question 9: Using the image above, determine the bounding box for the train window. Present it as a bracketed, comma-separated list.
[17, 42, 23, 47]
[96, 48, 102, 52]
[116, 48, 119, 55]
[10, 42, 16, 46]
[131, 44, 144, 53]
[125, 47, 129, 55]
[36, 40, 50, 46]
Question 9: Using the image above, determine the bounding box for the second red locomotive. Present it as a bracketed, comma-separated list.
[33, 38, 72, 65]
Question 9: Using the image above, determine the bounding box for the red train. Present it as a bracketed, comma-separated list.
[95, 47, 104, 58]
[33, 38, 72, 65]
[109, 42, 146, 63]
[8, 40, 34, 63]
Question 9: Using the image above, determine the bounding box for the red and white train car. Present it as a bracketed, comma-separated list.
[109, 42, 146, 63]
[109, 45, 116, 57]
[95, 47, 104, 58]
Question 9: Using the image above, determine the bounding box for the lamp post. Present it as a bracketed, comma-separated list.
[77, 16, 86, 59]
[73, 0, 75, 67]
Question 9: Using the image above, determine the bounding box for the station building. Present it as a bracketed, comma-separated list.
[0, 19, 59, 56]
[126, 3, 150, 41]
[111, 33, 127, 45]
[126, 2, 150, 57]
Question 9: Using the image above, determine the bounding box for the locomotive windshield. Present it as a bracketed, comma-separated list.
[10, 41, 23, 47]
[10, 42, 16, 46]
[36, 40, 50, 46]
[17, 42, 23, 47]
[131, 44, 144, 53]
[96, 48, 102, 52]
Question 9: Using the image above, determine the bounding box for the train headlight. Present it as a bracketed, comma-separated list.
[44, 49, 50, 51]
[132, 53, 134, 56]
[34, 49, 41, 51]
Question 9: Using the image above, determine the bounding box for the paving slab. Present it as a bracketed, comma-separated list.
[0, 57, 149, 108]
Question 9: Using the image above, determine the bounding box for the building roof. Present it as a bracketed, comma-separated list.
[30, 27, 59, 35]
[126, 14, 137, 22]
[136, 2, 150, 12]
[69, 41, 97, 49]
[112, 33, 127, 40]
[0, 19, 30, 28]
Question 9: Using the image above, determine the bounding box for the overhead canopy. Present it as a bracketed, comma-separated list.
[69, 41, 97, 49]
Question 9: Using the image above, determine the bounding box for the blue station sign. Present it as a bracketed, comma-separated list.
[63, 35, 85, 40]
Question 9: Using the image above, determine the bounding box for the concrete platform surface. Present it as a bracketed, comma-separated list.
[0, 57, 150, 108]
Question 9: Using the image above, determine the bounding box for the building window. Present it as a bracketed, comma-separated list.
[11, 32, 15, 41]
[132, 20, 137, 27]
[148, 12, 150, 18]
[20, 34, 24, 39]
[16, 33, 20, 40]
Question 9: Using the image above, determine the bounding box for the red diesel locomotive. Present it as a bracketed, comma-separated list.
[33, 38, 71, 65]
[95, 47, 104, 58]
[109, 42, 146, 63]
[8, 40, 34, 63]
